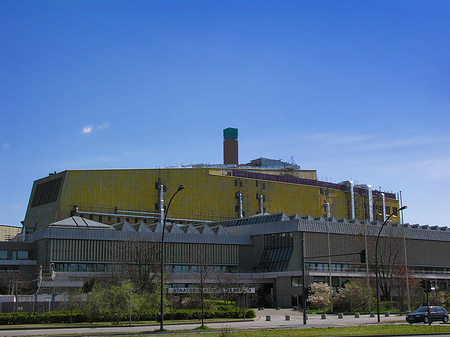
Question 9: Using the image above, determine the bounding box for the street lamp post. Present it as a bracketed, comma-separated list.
[375, 205, 407, 322]
[160, 184, 185, 331]
[128, 288, 132, 326]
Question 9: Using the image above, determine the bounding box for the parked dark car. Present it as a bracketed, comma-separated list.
[406, 306, 449, 324]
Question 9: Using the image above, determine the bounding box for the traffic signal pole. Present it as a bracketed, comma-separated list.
[427, 290, 431, 325]
[300, 243, 366, 325]
[301, 237, 307, 325]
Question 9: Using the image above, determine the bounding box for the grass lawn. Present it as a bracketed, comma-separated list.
[2, 321, 450, 337]
[169, 324, 450, 336]
[0, 318, 246, 330]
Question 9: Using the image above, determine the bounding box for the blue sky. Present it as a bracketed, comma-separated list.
[1, 0, 449, 227]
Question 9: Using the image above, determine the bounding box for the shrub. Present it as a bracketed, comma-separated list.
[0, 306, 255, 324]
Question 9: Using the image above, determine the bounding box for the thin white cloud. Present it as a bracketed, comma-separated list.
[8, 203, 24, 210]
[98, 122, 110, 130]
[2, 142, 10, 150]
[421, 157, 450, 180]
[81, 123, 110, 135]
[300, 133, 372, 145]
[82, 126, 92, 134]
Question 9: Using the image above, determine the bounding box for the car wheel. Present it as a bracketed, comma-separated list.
[443, 316, 448, 323]
[424, 316, 430, 324]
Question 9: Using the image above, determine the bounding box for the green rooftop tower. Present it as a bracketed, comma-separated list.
[223, 127, 238, 165]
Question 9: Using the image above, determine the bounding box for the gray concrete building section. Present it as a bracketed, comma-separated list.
[1, 212, 450, 310]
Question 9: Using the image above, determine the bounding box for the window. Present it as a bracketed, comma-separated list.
[291, 276, 302, 287]
[117, 217, 121, 223]
[385, 206, 391, 214]
[0, 251, 7, 259]
[108, 216, 112, 222]
[89, 214, 93, 220]
[31, 177, 62, 207]
[17, 251, 28, 260]
[393, 207, 398, 215]
[98, 216, 103, 223]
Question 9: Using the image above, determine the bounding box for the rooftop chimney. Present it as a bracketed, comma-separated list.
[223, 127, 238, 165]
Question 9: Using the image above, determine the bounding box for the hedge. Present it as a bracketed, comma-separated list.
[0, 307, 255, 325]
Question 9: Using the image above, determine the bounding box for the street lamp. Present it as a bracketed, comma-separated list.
[128, 288, 133, 326]
[160, 184, 185, 331]
[375, 205, 407, 322]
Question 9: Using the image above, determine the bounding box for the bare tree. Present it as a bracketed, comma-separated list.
[193, 243, 214, 328]
[372, 226, 404, 301]
[212, 268, 239, 305]
[112, 238, 161, 293]
[0, 270, 37, 295]
[363, 225, 405, 303]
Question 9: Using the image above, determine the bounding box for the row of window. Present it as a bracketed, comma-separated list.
[52, 263, 234, 273]
[0, 266, 19, 272]
[257, 247, 293, 272]
[50, 262, 450, 276]
[170, 265, 234, 273]
[306, 262, 356, 272]
[31, 177, 62, 208]
[0, 250, 29, 260]
[78, 213, 146, 224]
[264, 232, 294, 249]
[235, 180, 266, 189]
[304, 263, 450, 275]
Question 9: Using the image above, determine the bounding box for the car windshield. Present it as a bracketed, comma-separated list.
[416, 307, 429, 312]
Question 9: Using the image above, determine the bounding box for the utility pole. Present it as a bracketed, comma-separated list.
[301, 237, 307, 325]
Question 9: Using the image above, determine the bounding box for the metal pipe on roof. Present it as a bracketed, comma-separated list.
[357, 184, 373, 222]
[324, 201, 331, 218]
[239, 192, 243, 218]
[367, 185, 373, 222]
[343, 181, 355, 220]
[74, 208, 212, 223]
[160, 184, 164, 224]
[258, 194, 264, 214]
[381, 193, 386, 222]
[117, 209, 161, 216]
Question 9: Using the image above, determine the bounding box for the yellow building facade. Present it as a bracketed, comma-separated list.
[0, 225, 22, 241]
[23, 166, 399, 231]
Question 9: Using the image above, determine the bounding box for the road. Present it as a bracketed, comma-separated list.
[0, 309, 445, 336]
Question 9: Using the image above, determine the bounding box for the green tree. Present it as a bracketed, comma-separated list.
[133, 291, 160, 322]
[100, 280, 132, 324]
[334, 281, 373, 313]
[82, 280, 133, 324]
[82, 282, 103, 323]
